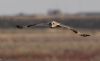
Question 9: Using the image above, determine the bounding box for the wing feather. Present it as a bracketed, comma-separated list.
[59, 24, 91, 37]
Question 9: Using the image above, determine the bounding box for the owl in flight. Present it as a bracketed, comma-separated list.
[16, 21, 91, 37]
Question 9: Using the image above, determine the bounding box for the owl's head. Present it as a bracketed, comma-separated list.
[49, 21, 61, 28]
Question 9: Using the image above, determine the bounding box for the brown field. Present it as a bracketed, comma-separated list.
[0, 29, 99, 61]
[0, 16, 100, 61]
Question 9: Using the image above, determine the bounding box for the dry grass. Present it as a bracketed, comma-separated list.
[0, 29, 100, 61]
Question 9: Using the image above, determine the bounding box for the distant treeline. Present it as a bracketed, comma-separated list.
[0, 16, 100, 29]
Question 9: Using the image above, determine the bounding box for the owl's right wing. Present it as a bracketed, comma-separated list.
[59, 24, 91, 37]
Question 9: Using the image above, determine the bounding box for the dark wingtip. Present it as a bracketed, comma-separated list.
[80, 34, 91, 37]
[16, 25, 23, 29]
[71, 29, 78, 33]
[27, 24, 37, 27]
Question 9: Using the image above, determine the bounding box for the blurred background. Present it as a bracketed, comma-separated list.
[0, 0, 100, 30]
[0, 0, 100, 61]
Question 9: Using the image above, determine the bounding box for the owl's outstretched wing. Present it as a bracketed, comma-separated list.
[59, 24, 91, 37]
[16, 22, 50, 29]
[16, 24, 36, 29]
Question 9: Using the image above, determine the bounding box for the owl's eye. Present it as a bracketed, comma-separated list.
[52, 23, 55, 24]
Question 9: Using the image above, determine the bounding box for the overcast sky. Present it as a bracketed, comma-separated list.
[0, 0, 100, 15]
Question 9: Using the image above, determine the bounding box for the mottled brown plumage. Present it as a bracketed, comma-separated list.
[50, 21, 91, 37]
